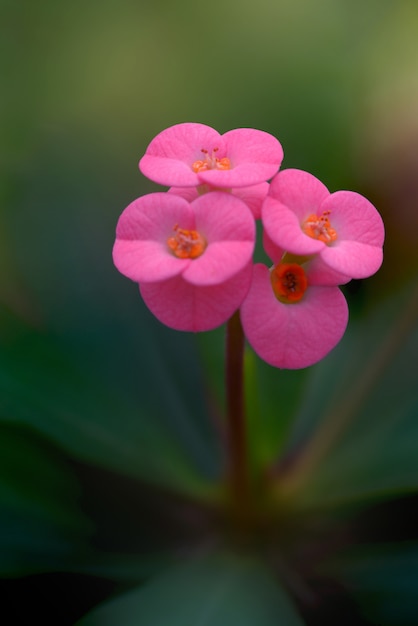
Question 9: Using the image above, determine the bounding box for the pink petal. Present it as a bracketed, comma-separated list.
[269, 169, 330, 220]
[113, 239, 189, 283]
[139, 155, 199, 187]
[233, 182, 269, 219]
[115, 193, 194, 241]
[140, 262, 253, 332]
[240, 264, 348, 369]
[193, 192, 255, 242]
[197, 163, 276, 188]
[168, 186, 199, 202]
[183, 241, 254, 285]
[306, 255, 351, 286]
[113, 193, 194, 282]
[320, 240, 384, 279]
[320, 190, 385, 246]
[262, 196, 324, 255]
[262, 230, 285, 264]
[222, 128, 284, 168]
[139, 123, 223, 187]
[182, 192, 255, 285]
[169, 183, 269, 219]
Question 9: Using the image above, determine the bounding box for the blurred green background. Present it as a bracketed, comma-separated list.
[2, 0, 418, 320]
[1, 1, 418, 624]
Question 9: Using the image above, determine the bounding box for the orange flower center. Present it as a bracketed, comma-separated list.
[302, 210, 337, 244]
[192, 148, 231, 173]
[167, 224, 206, 259]
[271, 263, 308, 304]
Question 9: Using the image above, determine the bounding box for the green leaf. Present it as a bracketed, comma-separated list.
[0, 307, 220, 496]
[0, 423, 90, 576]
[0, 420, 209, 581]
[280, 282, 418, 508]
[77, 551, 306, 626]
[0, 421, 209, 581]
[330, 543, 418, 625]
[69, 461, 218, 584]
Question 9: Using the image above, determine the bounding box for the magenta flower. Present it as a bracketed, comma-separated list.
[139, 122, 284, 189]
[112, 191, 255, 332]
[168, 181, 269, 219]
[240, 238, 349, 368]
[241, 263, 348, 369]
[262, 169, 385, 279]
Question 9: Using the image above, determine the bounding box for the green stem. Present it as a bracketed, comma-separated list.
[225, 311, 250, 517]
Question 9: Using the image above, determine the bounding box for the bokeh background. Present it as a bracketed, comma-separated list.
[1, 1, 418, 624]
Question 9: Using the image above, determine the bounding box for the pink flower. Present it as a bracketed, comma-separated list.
[262, 169, 385, 279]
[168, 182, 269, 220]
[240, 240, 349, 368]
[112, 191, 255, 331]
[139, 123, 283, 189]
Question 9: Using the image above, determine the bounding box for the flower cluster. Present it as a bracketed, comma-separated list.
[113, 123, 384, 369]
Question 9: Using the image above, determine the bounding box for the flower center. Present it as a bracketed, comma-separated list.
[167, 224, 206, 259]
[192, 148, 231, 173]
[271, 263, 308, 304]
[302, 210, 337, 244]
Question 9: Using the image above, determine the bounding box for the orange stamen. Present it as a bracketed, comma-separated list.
[302, 210, 337, 244]
[271, 263, 308, 304]
[192, 147, 231, 173]
[167, 224, 206, 259]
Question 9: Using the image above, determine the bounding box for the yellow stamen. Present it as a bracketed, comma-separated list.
[192, 148, 231, 173]
[167, 224, 206, 259]
[302, 210, 337, 244]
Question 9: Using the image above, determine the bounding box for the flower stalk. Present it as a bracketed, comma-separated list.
[225, 310, 251, 522]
